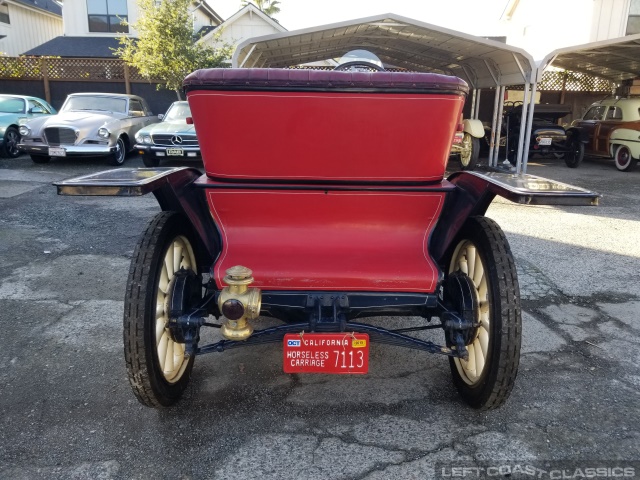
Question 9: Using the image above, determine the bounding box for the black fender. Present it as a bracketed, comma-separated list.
[565, 126, 588, 143]
[54, 167, 220, 273]
[430, 171, 600, 265]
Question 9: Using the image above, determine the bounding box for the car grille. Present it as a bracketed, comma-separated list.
[152, 134, 199, 146]
[44, 128, 76, 146]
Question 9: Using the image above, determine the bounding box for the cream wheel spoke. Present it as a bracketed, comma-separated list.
[464, 343, 477, 379]
[164, 338, 174, 375]
[155, 318, 166, 344]
[473, 254, 484, 288]
[157, 331, 169, 371]
[164, 247, 175, 278]
[466, 246, 476, 281]
[474, 338, 485, 374]
[458, 255, 468, 275]
[159, 264, 169, 294]
[478, 327, 489, 358]
[478, 275, 488, 302]
[173, 242, 183, 273]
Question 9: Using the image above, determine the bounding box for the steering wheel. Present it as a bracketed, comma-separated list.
[333, 61, 385, 72]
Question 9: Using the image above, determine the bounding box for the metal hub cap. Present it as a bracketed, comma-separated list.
[155, 235, 196, 383]
[449, 240, 490, 385]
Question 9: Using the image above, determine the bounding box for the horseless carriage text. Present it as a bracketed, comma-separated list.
[55, 67, 599, 410]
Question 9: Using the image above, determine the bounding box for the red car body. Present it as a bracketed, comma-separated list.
[184, 68, 466, 293]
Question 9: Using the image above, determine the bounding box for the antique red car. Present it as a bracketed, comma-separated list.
[55, 67, 598, 410]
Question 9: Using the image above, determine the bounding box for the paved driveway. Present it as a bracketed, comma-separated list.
[0, 153, 638, 479]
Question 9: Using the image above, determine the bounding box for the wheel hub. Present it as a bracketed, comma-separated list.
[165, 268, 201, 345]
[442, 271, 480, 359]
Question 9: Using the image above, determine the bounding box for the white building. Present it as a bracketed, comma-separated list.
[199, 3, 286, 53]
[502, 0, 640, 60]
[25, 0, 223, 57]
[0, 0, 62, 56]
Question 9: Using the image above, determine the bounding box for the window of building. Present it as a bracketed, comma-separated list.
[0, 5, 10, 24]
[627, 0, 640, 35]
[87, 0, 128, 33]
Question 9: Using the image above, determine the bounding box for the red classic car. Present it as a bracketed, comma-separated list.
[55, 67, 598, 411]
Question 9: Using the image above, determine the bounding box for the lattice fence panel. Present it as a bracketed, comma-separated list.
[509, 71, 613, 92]
[128, 65, 153, 82]
[0, 56, 42, 79]
[45, 58, 126, 81]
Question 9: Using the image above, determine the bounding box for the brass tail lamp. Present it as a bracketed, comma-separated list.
[218, 266, 261, 341]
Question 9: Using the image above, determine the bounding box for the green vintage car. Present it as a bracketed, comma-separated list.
[134, 101, 201, 167]
[0, 95, 55, 158]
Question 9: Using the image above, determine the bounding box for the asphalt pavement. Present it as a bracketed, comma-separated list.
[0, 152, 639, 479]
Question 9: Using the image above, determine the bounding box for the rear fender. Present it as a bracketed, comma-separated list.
[462, 119, 484, 138]
[430, 171, 600, 264]
[565, 126, 588, 143]
[54, 167, 220, 272]
[610, 128, 640, 159]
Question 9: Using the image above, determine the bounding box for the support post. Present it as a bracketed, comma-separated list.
[469, 89, 477, 119]
[474, 88, 481, 120]
[487, 87, 500, 168]
[520, 82, 538, 175]
[40, 57, 51, 104]
[492, 86, 506, 167]
[124, 63, 131, 95]
[515, 82, 530, 173]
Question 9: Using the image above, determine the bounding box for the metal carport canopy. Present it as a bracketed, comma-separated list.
[232, 13, 539, 173]
[232, 13, 536, 90]
[538, 33, 640, 84]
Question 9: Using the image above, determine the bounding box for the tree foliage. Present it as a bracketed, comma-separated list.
[115, 0, 232, 98]
[242, 0, 281, 18]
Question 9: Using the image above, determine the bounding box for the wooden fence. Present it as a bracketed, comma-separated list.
[0, 56, 159, 103]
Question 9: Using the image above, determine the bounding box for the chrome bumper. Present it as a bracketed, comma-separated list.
[18, 143, 116, 156]
[135, 144, 201, 156]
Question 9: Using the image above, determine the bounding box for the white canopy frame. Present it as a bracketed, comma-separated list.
[232, 13, 538, 173]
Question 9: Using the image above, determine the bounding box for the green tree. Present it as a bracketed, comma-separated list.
[242, 0, 281, 18]
[115, 0, 232, 99]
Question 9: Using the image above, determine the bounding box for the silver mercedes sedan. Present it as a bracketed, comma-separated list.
[18, 93, 157, 165]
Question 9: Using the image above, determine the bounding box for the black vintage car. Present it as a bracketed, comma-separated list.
[503, 103, 583, 166]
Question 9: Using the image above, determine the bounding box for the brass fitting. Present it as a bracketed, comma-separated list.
[218, 265, 261, 341]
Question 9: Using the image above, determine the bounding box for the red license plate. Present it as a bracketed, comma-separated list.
[283, 333, 369, 374]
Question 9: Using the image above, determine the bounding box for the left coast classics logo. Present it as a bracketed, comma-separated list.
[287, 339, 301, 347]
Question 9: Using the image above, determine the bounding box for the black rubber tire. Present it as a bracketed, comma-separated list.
[142, 154, 160, 168]
[564, 138, 584, 168]
[614, 144, 637, 172]
[123, 211, 201, 408]
[30, 154, 51, 164]
[2, 126, 21, 158]
[446, 216, 521, 410]
[460, 134, 480, 171]
[107, 136, 127, 166]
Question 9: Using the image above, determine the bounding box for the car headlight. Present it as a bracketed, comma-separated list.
[144, 135, 152, 144]
[98, 128, 110, 138]
[19, 125, 30, 136]
[135, 133, 143, 143]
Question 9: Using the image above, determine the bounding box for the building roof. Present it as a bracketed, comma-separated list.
[23, 36, 122, 57]
[195, 0, 223, 24]
[11, 0, 61, 16]
[232, 13, 535, 88]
